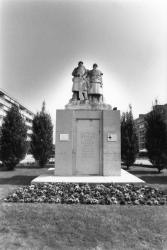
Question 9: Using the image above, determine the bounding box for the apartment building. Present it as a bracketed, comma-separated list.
[0, 89, 34, 141]
[135, 103, 167, 151]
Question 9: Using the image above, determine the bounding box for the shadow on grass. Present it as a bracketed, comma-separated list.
[140, 176, 167, 185]
[128, 170, 158, 175]
[0, 176, 36, 185]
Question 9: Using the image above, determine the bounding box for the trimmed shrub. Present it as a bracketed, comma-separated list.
[31, 102, 53, 167]
[0, 105, 27, 170]
[145, 104, 167, 173]
[121, 105, 138, 169]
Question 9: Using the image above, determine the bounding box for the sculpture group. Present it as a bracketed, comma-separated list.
[71, 61, 103, 104]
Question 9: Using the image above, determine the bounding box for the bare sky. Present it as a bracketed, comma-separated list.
[1, 0, 167, 122]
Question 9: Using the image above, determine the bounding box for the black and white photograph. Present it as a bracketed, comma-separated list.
[0, 0, 167, 249]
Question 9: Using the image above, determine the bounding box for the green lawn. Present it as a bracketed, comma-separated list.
[0, 203, 167, 250]
[0, 168, 49, 200]
[126, 166, 167, 193]
[0, 166, 167, 250]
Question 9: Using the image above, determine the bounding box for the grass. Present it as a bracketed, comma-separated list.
[0, 165, 167, 249]
[0, 168, 49, 200]
[1, 203, 167, 250]
[125, 165, 167, 193]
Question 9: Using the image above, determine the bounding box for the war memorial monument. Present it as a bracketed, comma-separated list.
[32, 61, 144, 183]
[55, 61, 121, 176]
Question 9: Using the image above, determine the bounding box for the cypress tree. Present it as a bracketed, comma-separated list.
[0, 105, 27, 170]
[31, 102, 53, 167]
[145, 104, 167, 173]
[121, 105, 138, 169]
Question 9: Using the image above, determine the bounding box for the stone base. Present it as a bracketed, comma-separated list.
[65, 101, 112, 110]
[55, 109, 121, 176]
[31, 169, 145, 184]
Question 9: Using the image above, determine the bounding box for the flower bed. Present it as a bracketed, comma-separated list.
[4, 183, 167, 205]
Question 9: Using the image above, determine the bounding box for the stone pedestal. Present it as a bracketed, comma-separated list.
[55, 109, 121, 176]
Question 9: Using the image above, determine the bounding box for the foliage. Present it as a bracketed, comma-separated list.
[0, 105, 27, 170]
[145, 104, 167, 173]
[31, 102, 53, 167]
[4, 183, 167, 205]
[121, 105, 138, 169]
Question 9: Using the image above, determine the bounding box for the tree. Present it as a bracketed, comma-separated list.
[31, 102, 53, 167]
[145, 104, 167, 173]
[121, 105, 138, 169]
[0, 105, 27, 170]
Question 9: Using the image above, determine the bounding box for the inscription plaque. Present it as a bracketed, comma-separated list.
[76, 119, 100, 175]
[60, 133, 69, 141]
[107, 133, 117, 142]
[81, 132, 96, 156]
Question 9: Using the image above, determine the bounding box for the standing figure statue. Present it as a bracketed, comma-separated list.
[87, 63, 103, 103]
[72, 61, 88, 101]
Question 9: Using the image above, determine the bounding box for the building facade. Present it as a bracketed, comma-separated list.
[135, 103, 167, 151]
[0, 89, 34, 141]
[135, 114, 146, 151]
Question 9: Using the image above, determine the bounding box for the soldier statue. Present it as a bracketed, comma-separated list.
[72, 61, 88, 101]
[87, 63, 103, 103]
